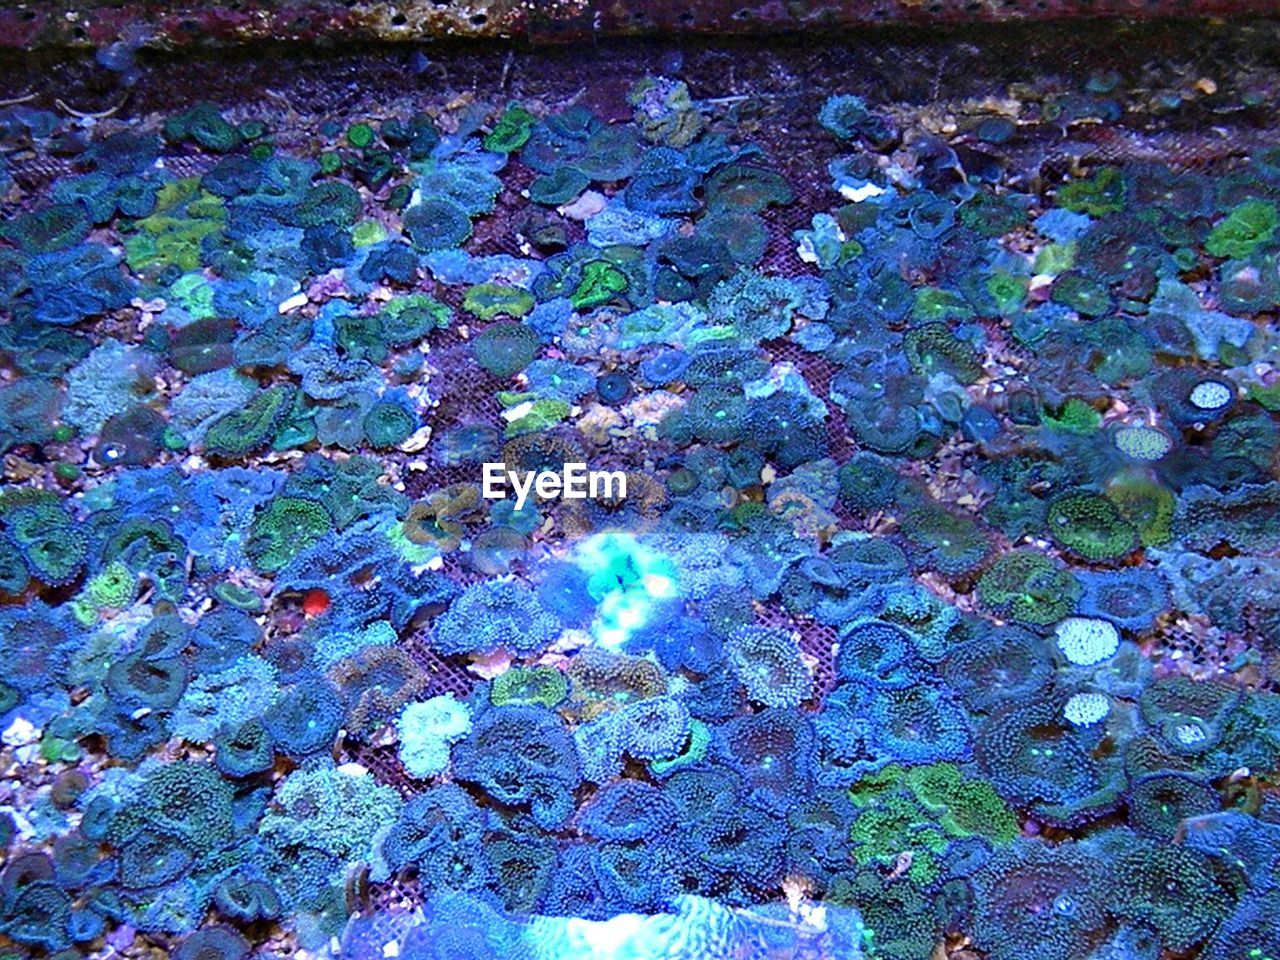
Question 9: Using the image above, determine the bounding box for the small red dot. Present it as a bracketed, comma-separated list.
[302, 589, 331, 618]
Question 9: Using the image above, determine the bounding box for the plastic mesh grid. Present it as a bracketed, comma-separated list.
[337, 631, 476, 794]
[757, 601, 841, 703]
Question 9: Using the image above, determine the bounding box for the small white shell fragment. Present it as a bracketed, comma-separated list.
[559, 190, 607, 221]
[278, 291, 309, 314]
[2, 718, 38, 748]
[838, 182, 888, 203]
[502, 400, 536, 423]
[400, 425, 433, 453]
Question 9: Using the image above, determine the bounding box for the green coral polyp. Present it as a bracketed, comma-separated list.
[84, 561, 139, 611]
[570, 261, 629, 310]
[852, 762, 1020, 853]
[463, 284, 537, 322]
[491, 666, 569, 709]
[1042, 398, 1102, 434]
[904, 324, 984, 384]
[1048, 492, 1138, 561]
[1206, 200, 1279, 259]
[471, 320, 540, 378]
[204, 386, 295, 459]
[484, 104, 537, 153]
[245, 497, 333, 573]
[124, 179, 227, 274]
[979, 550, 1082, 626]
[363, 399, 417, 449]
[504, 398, 571, 436]
[1057, 165, 1127, 215]
[905, 763, 1019, 843]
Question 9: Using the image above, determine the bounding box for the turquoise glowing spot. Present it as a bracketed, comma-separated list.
[1174, 720, 1208, 747]
[1064, 691, 1110, 726]
[1189, 379, 1232, 410]
[1114, 424, 1172, 461]
[1054, 616, 1120, 666]
[397, 694, 472, 779]
[521, 898, 744, 959]
[573, 533, 679, 650]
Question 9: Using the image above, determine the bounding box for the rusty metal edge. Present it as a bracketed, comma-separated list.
[2, 0, 1280, 50]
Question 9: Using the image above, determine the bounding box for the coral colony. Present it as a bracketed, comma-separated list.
[3, 12, 1280, 960]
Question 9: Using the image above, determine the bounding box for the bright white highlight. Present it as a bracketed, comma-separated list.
[1064, 692, 1110, 726]
[839, 181, 888, 202]
[1189, 380, 1233, 410]
[1174, 720, 1208, 747]
[571, 533, 679, 651]
[1114, 425, 1172, 461]
[1054, 617, 1121, 666]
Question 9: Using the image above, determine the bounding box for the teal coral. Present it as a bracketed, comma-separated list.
[397, 694, 472, 779]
